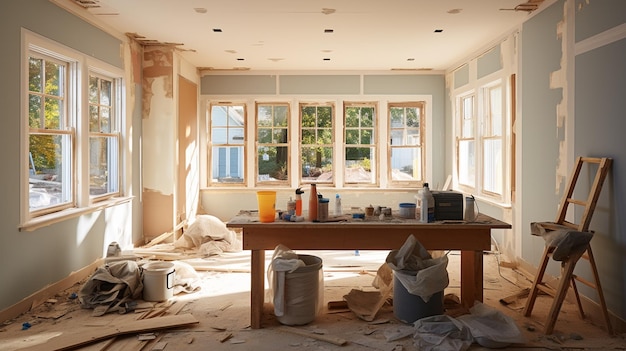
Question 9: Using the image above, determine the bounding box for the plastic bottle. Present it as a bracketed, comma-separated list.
[308, 184, 318, 222]
[287, 197, 296, 215]
[335, 194, 342, 216]
[420, 183, 435, 223]
[295, 187, 304, 216]
[318, 197, 329, 222]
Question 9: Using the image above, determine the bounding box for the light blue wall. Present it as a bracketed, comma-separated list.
[520, 0, 626, 322]
[0, 0, 141, 312]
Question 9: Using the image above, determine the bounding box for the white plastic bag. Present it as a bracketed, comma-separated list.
[457, 302, 526, 348]
[413, 314, 473, 351]
[386, 235, 450, 302]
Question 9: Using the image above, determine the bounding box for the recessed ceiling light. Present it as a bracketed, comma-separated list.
[407, 58, 415, 61]
[324, 29, 334, 33]
[447, 8, 462, 14]
[321, 8, 336, 15]
[194, 8, 207, 14]
[213, 28, 222, 33]
[225, 49, 237, 54]
[434, 29, 443, 33]
[323, 58, 331, 61]
[237, 58, 245, 61]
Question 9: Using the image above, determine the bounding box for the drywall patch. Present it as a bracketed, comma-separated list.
[549, 1, 571, 195]
[142, 46, 174, 117]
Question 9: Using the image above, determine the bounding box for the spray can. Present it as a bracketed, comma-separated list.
[295, 188, 304, 216]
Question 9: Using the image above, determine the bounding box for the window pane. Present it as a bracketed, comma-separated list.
[44, 97, 62, 129]
[89, 105, 99, 132]
[301, 146, 333, 181]
[29, 133, 72, 210]
[301, 105, 334, 183]
[273, 128, 287, 143]
[345, 147, 374, 183]
[29, 95, 42, 128]
[483, 139, 502, 194]
[44, 61, 64, 97]
[29, 58, 43, 93]
[390, 147, 421, 181]
[89, 76, 98, 104]
[90, 136, 118, 196]
[211, 146, 244, 183]
[257, 146, 288, 181]
[389, 104, 424, 183]
[459, 140, 475, 186]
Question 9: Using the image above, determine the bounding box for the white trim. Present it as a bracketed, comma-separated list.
[575, 23, 626, 56]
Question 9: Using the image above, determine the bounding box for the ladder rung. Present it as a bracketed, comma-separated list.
[566, 198, 587, 206]
[536, 283, 556, 297]
[573, 275, 597, 289]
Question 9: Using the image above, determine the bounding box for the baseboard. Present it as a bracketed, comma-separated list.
[0, 258, 104, 324]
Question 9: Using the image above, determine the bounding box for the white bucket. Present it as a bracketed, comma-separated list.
[142, 262, 176, 302]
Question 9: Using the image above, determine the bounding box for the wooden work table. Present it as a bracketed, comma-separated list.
[226, 212, 511, 329]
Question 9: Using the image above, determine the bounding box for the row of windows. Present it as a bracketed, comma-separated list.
[207, 101, 426, 188]
[23, 31, 123, 225]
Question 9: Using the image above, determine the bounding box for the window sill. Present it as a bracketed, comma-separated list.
[19, 196, 134, 232]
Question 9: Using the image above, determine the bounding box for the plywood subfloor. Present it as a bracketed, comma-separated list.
[1, 250, 625, 351]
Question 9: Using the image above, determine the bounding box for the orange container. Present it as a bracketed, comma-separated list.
[257, 191, 277, 223]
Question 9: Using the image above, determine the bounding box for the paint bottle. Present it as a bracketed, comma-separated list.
[308, 184, 318, 222]
[420, 183, 435, 223]
[335, 194, 342, 216]
[295, 187, 304, 216]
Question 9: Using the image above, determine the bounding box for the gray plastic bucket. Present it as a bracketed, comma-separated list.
[393, 269, 444, 324]
[275, 254, 323, 325]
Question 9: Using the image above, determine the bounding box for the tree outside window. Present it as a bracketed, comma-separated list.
[300, 104, 333, 183]
[256, 103, 289, 184]
[344, 103, 376, 185]
[28, 55, 73, 212]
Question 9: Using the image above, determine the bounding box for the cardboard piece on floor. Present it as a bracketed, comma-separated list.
[17, 313, 199, 351]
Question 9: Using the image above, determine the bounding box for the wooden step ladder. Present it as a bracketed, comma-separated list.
[523, 156, 613, 335]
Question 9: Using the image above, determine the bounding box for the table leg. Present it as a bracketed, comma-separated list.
[460, 250, 483, 308]
[250, 249, 265, 329]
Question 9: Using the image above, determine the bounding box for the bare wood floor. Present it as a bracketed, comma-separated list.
[1, 250, 625, 351]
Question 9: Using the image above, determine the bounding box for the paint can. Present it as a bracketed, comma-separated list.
[142, 262, 176, 302]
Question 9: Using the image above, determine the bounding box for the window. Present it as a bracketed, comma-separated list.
[458, 94, 475, 187]
[455, 81, 508, 203]
[300, 103, 334, 183]
[388, 102, 425, 185]
[28, 53, 73, 214]
[209, 103, 246, 184]
[344, 102, 377, 185]
[256, 102, 289, 185]
[23, 31, 126, 227]
[482, 84, 503, 195]
[88, 73, 120, 198]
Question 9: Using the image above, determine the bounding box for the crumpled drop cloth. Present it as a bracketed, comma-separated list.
[79, 260, 143, 315]
[530, 222, 593, 261]
[173, 214, 241, 256]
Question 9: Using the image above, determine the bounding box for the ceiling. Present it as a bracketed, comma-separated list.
[66, 0, 545, 72]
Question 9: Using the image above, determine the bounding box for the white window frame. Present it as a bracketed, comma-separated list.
[207, 102, 247, 186]
[20, 30, 127, 231]
[255, 102, 290, 186]
[388, 101, 426, 187]
[454, 78, 511, 205]
[343, 101, 378, 186]
[299, 102, 335, 185]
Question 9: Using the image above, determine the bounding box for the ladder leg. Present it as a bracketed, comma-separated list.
[544, 253, 582, 334]
[570, 274, 585, 319]
[586, 246, 614, 335]
[524, 246, 552, 317]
